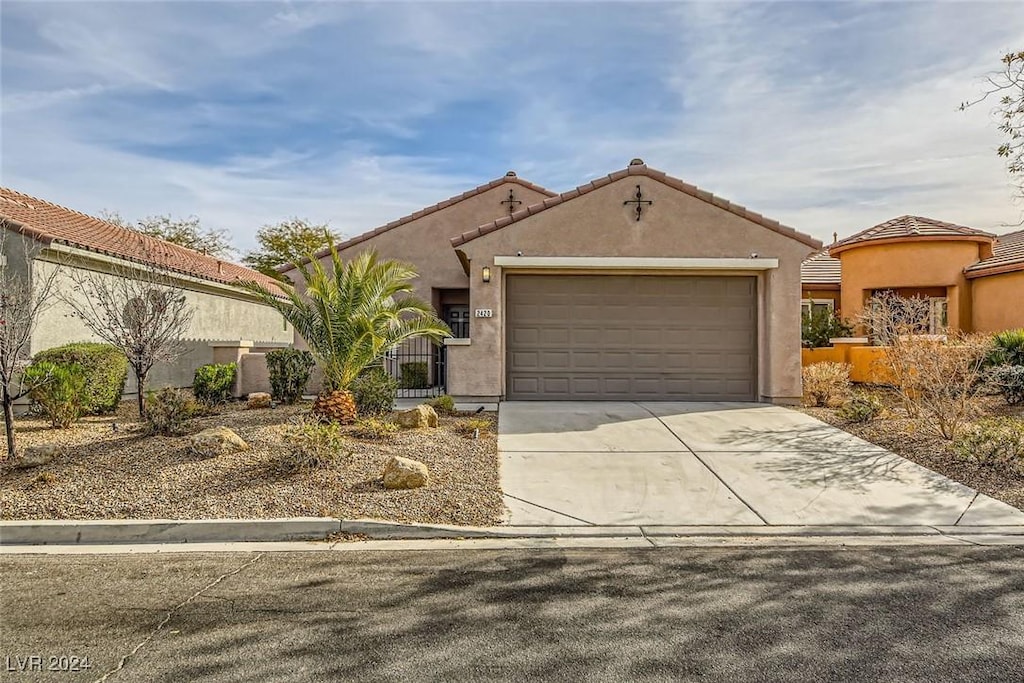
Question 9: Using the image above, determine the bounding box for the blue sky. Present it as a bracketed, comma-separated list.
[2, 1, 1023, 254]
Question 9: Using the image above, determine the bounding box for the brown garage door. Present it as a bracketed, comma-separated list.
[505, 274, 757, 400]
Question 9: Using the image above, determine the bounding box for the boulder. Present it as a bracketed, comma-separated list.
[189, 426, 248, 457]
[12, 444, 59, 469]
[382, 456, 430, 489]
[247, 392, 272, 409]
[396, 404, 438, 429]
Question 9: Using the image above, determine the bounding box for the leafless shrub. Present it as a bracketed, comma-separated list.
[0, 222, 61, 457]
[801, 362, 851, 407]
[61, 251, 195, 418]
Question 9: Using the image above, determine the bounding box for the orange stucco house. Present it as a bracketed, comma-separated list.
[801, 215, 1024, 334]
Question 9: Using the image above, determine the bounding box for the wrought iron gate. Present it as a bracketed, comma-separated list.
[384, 337, 447, 398]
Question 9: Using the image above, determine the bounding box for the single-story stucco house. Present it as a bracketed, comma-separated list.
[285, 160, 823, 405]
[0, 186, 292, 392]
[800, 216, 1024, 333]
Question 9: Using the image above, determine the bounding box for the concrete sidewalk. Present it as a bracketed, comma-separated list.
[498, 401, 1024, 528]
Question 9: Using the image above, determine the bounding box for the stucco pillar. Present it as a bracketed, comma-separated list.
[209, 340, 253, 397]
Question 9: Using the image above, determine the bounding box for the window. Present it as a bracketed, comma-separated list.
[801, 298, 835, 317]
[929, 297, 948, 334]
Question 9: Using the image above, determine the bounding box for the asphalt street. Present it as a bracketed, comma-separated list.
[2, 546, 1023, 682]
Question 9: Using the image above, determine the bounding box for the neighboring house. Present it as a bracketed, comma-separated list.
[0, 187, 292, 392]
[286, 161, 822, 404]
[800, 215, 1024, 334]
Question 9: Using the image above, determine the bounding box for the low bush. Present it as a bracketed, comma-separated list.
[283, 418, 347, 471]
[988, 365, 1024, 405]
[351, 367, 398, 416]
[23, 362, 87, 428]
[801, 308, 853, 349]
[145, 387, 197, 436]
[954, 417, 1024, 472]
[350, 416, 399, 440]
[456, 417, 491, 438]
[265, 349, 315, 405]
[802, 362, 851, 407]
[399, 361, 429, 390]
[987, 328, 1024, 366]
[836, 392, 884, 423]
[427, 394, 456, 416]
[192, 363, 237, 406]
[33, 343, 127, 414]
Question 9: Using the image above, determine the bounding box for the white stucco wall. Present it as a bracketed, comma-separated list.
[30, 253, 292, 392]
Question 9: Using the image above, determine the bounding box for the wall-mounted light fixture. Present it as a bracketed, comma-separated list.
[482, 266, 492, 283]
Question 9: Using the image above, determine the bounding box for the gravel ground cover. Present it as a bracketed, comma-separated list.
[800, 393, 1024, 511]
[0, 402, 505, 525]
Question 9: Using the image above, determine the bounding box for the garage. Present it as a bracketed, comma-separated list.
[505, 274, 758, 400]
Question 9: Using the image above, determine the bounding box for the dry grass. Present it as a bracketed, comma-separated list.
[0, 401, 504, 526]
[801, 390, 1024, 510]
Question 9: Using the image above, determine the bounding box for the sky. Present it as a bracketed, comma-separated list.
[2, 1, 1023, 256]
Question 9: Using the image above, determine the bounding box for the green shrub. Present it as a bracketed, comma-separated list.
[987, 329, 1024, 366]
[23, 362, 87, 428]
[836, 392, 884, 423]
[145, 387, 197, 436]
[192, 363, 237, 405]
[399, 361, 429, 389]
[457, 417, 491, 438]
[350, 416, 399, 440]
[427, 394, 456, 416]
[954, 417, 1024, 471]
[801, 309, 853, 349]
[989, 365, 1024, 404]
[284, 418, 347, 471]
[33, 343, 127, 414]
[351, 367, 397, 416]
[802, 362, 852, 407]
[265, 349, 315, 404]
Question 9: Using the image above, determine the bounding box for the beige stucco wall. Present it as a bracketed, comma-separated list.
[836, 240, 987, 332]
[452, 175, 817, 403]
[971, 270, 1024, 332]
[31, 254, 293, 392]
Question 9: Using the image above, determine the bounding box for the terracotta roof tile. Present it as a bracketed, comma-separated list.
[282, 173, 555, 272]
[801, 250, 842, 285]
[830, 215, 995, 254]
[451, 163, 822, 250]
[0, 187, 283, 294]
[965, 228, 1024, 277]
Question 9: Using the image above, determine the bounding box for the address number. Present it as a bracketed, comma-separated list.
[475, 309, 493, 318]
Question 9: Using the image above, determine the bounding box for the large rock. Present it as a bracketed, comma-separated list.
[247, 392, 272, 410]
[396, 404, 438, 429]
[189, 426, 248, 457]
[12, 444, 59, 469]
[382, 456, 430, 489]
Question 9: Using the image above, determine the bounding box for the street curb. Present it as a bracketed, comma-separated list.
[2, 517, 1023, 546]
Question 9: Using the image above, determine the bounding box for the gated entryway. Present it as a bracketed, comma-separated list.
[384, 337, 448, 398]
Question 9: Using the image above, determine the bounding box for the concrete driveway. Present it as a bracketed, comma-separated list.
[498, 402, 1024, 528]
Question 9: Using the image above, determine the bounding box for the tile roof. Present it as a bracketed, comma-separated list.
[450, 161, 823, 250]
[965, 228, 1024, 277]
[801, 250, 842, 285]
[280, 172, 555, 273]
[829, 215, 995, 254]
[0, 187, 283, 294]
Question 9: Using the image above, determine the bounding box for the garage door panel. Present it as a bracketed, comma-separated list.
[506, 275, 757, 400]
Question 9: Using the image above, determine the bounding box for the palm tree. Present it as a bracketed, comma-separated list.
[242, 248, 450, 423]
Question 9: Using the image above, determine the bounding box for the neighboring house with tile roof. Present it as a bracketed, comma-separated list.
[291, 160, 822, 404]
[799, 216, 1024, 335]
[1, 187, 293, 393]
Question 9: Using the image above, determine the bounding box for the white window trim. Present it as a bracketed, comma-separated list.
[801, 298, 835, 314]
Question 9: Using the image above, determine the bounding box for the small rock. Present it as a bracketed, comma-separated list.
[247, 392, 272, 410]
[12, 444, 59, 469]
[396, 404, 438, 429]
[382, 456, 430, 489]
[189, 426, 248, 457]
